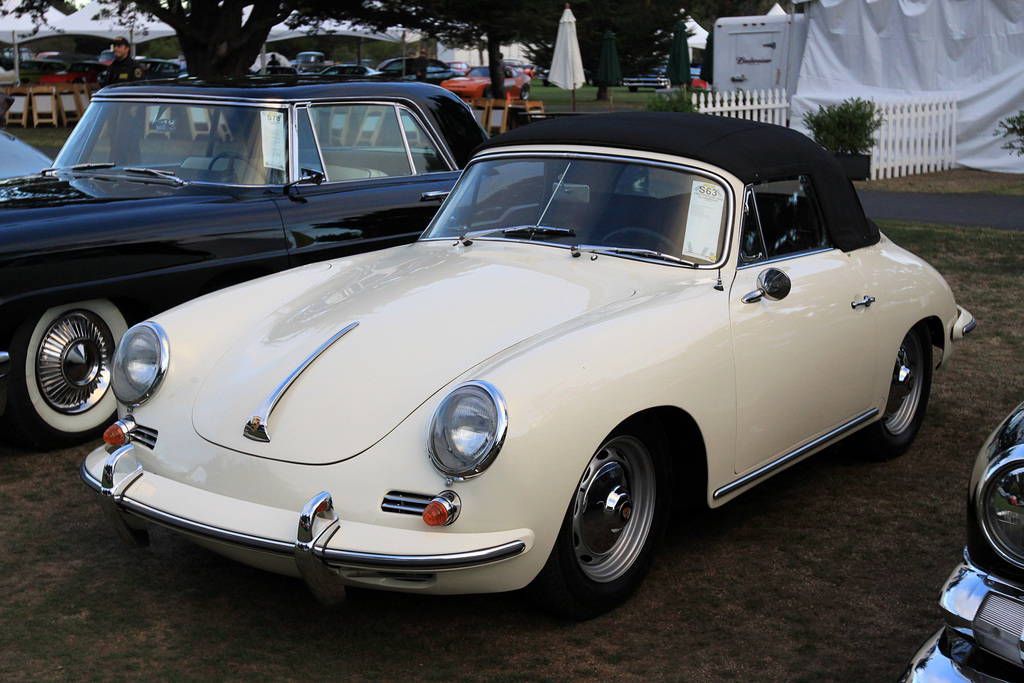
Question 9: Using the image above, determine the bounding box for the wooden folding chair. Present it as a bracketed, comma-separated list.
[30, 85, 58, 127]
[56, 85, 84, 125]
[5, 86, 30, 126]
[486, 98, 510, 135]
[470, 98, 491, 129]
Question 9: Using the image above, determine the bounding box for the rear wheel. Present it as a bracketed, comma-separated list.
[856, 322, 932, 460]
[519, 84, 530, 100]
[529, 419, 672, 619]
[3, 300, 128, 449]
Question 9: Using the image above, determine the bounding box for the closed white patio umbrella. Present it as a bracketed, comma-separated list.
[548, 3, 586, 110]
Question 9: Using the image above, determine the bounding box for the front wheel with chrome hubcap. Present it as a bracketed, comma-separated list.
[3, 300, 128, 449]
[529, 419, 672, 619]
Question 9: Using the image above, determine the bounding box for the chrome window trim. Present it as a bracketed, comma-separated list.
[736, 245, 836, 270]
[420, 150, 736, 268]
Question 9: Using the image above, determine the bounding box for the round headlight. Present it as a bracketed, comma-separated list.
[428, 381, 507, 479]
[111, 322, 169, 406]
[982, 463, 1024, 566]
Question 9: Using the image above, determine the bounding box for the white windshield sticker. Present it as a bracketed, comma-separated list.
[683, 182, 725, 261]
[260, 110, 286, 171]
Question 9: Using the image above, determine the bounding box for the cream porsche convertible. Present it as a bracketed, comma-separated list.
[82, 112, 975, 619]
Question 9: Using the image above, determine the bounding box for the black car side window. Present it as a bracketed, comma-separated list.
[743, 175, 830, 262]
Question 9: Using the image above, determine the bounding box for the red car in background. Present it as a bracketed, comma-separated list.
[440, 65, 531, 100]
[39, 60, 106, 84]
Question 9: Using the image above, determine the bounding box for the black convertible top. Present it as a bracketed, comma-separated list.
[477, 112, 879, 252]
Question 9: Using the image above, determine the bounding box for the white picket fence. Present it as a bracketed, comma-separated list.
[691, 89, 790, 127]
[691, 88, 959, 180]
[871, 95, 958, 180]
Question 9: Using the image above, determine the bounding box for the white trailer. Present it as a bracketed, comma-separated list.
[711, 12, 808, 98]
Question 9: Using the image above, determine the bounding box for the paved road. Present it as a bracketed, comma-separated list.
[858, 190, 1024, 231]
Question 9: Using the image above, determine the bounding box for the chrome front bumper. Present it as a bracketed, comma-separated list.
[900, 553, 1024, 682]
[82, 444, 528, 603]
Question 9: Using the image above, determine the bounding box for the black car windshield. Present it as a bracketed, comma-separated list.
[54, 100, 289, 185]
[425, 156, 729, 265]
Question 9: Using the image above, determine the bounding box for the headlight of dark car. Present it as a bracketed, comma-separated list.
[111, 322, 169, 406]
[428, 381, 507, 479]
[981, 460, 1024, 567]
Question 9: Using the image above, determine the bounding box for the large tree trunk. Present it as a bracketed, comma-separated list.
[486, 34, 505, 100]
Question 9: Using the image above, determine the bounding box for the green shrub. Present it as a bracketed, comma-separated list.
[995, 111, 1024, 157]
[644, 87, 697, 113]
[802, 97, 883, 155]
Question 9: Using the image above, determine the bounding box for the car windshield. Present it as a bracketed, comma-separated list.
[425, 156, 729, 265]
[467, 67, 490, 77]
[54, 100, 289, 185]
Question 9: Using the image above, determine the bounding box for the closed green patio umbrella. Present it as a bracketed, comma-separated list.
[595, 30, 621, 109]
[665, 18, 690, 87]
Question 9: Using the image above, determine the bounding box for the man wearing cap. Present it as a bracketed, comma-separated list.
[101, 37, 143, 86]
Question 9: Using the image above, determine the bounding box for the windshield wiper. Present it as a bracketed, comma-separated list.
[456, 225, 575, 245]
[42, 162, 115, 176]
[124, 167, 188, 185]
[573, 245, 699, 268]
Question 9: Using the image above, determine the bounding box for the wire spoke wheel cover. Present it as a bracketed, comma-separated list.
[883, 329, 924, 435]
[35, 311, 114, 414]
[571, 435, 656, 583]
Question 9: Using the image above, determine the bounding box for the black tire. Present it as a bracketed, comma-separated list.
[855, 322, 932, 460]
[519, 84, 530, 101]
[2, 300, 128, 449]
[528, 418, 673, 619]
[482, 86, 492, 99]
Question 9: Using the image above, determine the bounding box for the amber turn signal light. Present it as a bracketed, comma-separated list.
[104, 422, 127, 446]
[422, 491, 461, 527]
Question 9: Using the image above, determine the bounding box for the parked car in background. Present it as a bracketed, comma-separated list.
[377, 57, 458, 85]
[902, 399, 1024, 682]
[623, 68, 671, 92]
[38, 60, 106, 84]
[0, 131, 51, 178]
[0, 78, 487, 449]
[293, 51, 327, 73]
[501, 58, 534, 78]
[14, 58, 70, 83]
[319, 63, 379, 77]
[138, 58, 186, 80]
[97, 49, 115, 65]
[440, 65, 531, 100]
[82, 112, 973, 619]
[446, 61, 471, 75]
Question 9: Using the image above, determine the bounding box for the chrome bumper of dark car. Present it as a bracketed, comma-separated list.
[901, 554, 1024, 682]
[0, 350, 9, 415]
[81, 444, 527, 603]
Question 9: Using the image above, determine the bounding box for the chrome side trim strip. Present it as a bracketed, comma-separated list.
[244, 322, 359, 442]
[713, 409, 879, 500]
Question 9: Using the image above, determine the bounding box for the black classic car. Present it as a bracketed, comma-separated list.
[902, 400, 1024, 682]
[0, 77, 487, 449]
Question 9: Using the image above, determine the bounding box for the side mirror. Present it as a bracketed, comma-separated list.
[742, 267, 792, 304]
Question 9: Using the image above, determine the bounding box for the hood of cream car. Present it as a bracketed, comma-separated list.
[191, 241, 637, 463]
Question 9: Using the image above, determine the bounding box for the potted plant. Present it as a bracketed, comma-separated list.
[802, 97, 883, 180]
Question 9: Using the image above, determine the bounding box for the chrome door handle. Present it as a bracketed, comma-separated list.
[420, 190, 449, 202]
[851, 296, 876, 309]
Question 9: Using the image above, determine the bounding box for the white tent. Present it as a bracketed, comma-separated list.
[266, 17, 398, 44]
[685, 16, 708, 52]
[790, 0, 1024, 173]
[1, 1, 66, 80]
[52, 1, 175, 45]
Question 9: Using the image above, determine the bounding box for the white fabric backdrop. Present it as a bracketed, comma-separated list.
[790, 0, 1024, 173]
